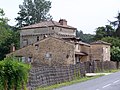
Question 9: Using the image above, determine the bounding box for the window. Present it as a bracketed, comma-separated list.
[28, 57, 32, 62]
[37, 36, 39, 41]
[52, 27, 54, 30]
[76, 56, 80, 64]
[35, 44, 39, 50]
[23, 39, 28, 47]
[45, 52, 52, 59]
[106, 47, 108, 53]
[22, 57, 26, 62]
[16, 56, 22, 62]
[66, 55, 69, 59]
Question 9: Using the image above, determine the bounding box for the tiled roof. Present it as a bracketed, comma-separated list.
[21, 20, 76, 30]
[91, 40, 111, 45]
[75, 52, 88, 56]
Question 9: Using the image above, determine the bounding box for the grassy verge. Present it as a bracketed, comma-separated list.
[102, 69, 120, 73]
[37, 69, 120, 90]
[37, 75, 103, 90]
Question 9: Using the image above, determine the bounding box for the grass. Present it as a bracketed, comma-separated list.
[98, 69, 120, 73]
[37, 69, 120, 90]
[37, 75, 103, 90]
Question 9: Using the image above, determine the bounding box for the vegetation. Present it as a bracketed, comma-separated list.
[94, 25, 115, 40]
[101, 37, 120, 47]
[0, 57, 30, 90]
[76, 30, 94, 43]
[0, 8, 19, 60]
[15, 0, 52, 28]
[93, 13, 120, 63]
[109, 13, 120, 37]
[75, 13, 120, 63]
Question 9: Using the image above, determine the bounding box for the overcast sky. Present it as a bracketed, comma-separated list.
[0, 0, 120, 34]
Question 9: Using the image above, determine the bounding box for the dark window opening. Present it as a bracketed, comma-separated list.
[66, 55, 69, 59]
[37, 36, 39, 41]
[52, 27, 54, 30]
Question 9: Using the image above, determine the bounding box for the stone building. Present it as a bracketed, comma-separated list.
[8, 37, 90, 66]
[7, 19, 111, 66]
[20, 19, 76, 48]
[90, 40, 111, 61]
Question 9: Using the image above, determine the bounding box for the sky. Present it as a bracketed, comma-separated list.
[0, 0, 120, 34]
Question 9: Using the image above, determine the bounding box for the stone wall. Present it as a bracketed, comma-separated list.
[20, 26, 75, 48]
[84, 61, 117, 73]
[8, 37, 75, 66]
[28, 63, 85, 90]
[27, 61, 117, 90]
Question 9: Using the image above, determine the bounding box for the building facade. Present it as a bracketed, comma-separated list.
[8, 37, 90, 66]
[7, 19, 111, 66]
[20, 19, 76, 48]
[90, 40, 111, 61]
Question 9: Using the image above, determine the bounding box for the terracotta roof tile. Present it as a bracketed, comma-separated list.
[21, 20, 76, 30]
[91, 40, 111, 45]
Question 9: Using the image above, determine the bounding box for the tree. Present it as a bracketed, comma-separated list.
[109, 13, 120, 37]
[0, 57, 30, 90]
[0, 8, 20, 60]
[94, 25, 115, 40]
[101, 37, 120, 47]
[94, 26, 106, 40]
[16, 0, 52, 28]
[111, 46, 120, 68]
[76, 30, 94, 43]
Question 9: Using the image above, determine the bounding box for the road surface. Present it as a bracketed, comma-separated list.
[55, 71, 120, 90]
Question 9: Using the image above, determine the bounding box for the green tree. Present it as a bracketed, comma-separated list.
[94, 25, 115, 40]
[0, 8, 20, 60]
[111, 46, 120, 68]
[101, 37, 120, 47]
[76, 30, 94, 43]
[94, 26, 106, 40]
[0, 57, 30, 90]
[109, 13, 120, 37]
[16, 0, 52, 28]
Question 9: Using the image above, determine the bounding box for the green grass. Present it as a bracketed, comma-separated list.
[100, 69, 120, 73]
[37, 75, 103, 90]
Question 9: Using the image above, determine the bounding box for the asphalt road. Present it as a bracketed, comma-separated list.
[55, 71, 120, 90]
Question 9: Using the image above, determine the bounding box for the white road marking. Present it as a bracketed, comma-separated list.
[113, 80, 120, 84]
[96, 89, 99, 90]
[102, 84, 111, 88]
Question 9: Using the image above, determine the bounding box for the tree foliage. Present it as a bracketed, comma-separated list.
[0, 8, 20, 60]
[76, 30, 94, 43]
[101, 37, 120, 47]
[94, 25, 115, 40]
[0, 57, 30, 90]
[16, 0, 52, 28]
[109, 13, 120, 37]
[111, 46, 120, 62]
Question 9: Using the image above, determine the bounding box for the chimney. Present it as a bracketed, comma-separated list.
[10, 44, 15, 52]
[59, 19, 67, 25]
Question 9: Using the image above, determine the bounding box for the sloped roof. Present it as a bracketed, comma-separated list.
[6, 36, 75, 56]
[7, 36, 90, 56]
[76, 41, 90, 47]
[75, 52, 88, 56]
[91, 40, 111, 45]
[21, 20, 76, 30]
